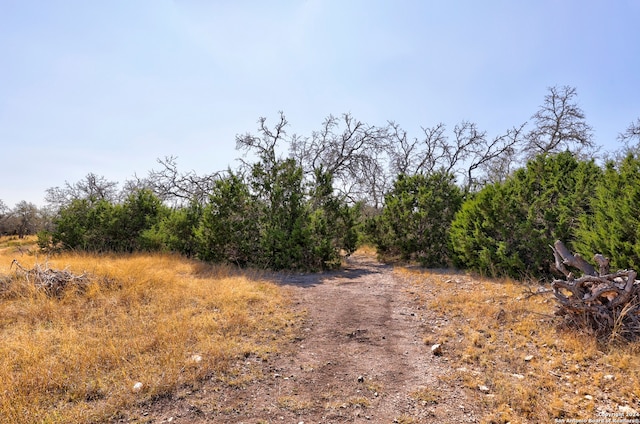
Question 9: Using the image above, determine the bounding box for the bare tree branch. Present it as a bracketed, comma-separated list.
[386, 120, 525, 193]
[618, 118, 640, 144]
[414, 123, 448, 175]
[471, 123, 527, 188]
[524, 86, 595, 158]
[45, 173, 119, 210]
[289, 113, 390, 206]
[236, 112, 289, 171]
[140, 156, 221, 205]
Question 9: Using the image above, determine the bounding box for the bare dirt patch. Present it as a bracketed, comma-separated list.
[119, 253, 480, 423]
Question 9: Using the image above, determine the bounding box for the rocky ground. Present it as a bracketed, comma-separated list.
[118, 253, 481, 423]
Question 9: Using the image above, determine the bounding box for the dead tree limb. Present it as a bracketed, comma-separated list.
[551, 240, 596, 276]
[550, 240, 640, 341]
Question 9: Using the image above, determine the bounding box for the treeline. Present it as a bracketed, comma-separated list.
[4, 86, 640, 278]
[37, 159, 359, 271]
[0, 200, 52, 238]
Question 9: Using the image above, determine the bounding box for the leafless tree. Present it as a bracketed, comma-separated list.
[523, 85, 595, 159]
[8, 201, 41, 238]
[387, 122, 449, 176]
[602, 118, 640, 162]
[447, 121, 486, 174]
[469, 123, 527, 188]
[0, 200, 9, 235]
[386, 120, 524, 193]
[236, 111, 290, 172]
[45, 173, 119, 211]
[289, 113, 390, 206]
[137, 156, 221, 206]
[339, 141, 390, 208]
[617, 118, 640, 151]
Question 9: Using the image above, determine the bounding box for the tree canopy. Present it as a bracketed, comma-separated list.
[3, 85, 635, 276]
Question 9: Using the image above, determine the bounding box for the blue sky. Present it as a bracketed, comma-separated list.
[1, 0, 639, 207]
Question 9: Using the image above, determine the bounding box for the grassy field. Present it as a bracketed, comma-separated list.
[398, 267, 640, 423]
[0, 236, 297, 424]
[2, 235, 639, 423]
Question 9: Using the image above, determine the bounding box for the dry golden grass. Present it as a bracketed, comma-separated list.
[0, 237, 296, 424]
[397, 267, 640, 423]
[410, 386, 440, 405]
[353, 244, 378, 257]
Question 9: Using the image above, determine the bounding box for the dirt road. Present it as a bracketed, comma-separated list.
[127, 253, 480, 423]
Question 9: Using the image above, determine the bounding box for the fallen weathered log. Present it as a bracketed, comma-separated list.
[550, 240, 640, 340]
[551, 240, 596, 277]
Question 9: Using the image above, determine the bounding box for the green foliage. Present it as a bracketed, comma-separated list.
[450, 152, 601, 278]
[575, 154, 640, 270]
[307, 169, 361, 269]
[45, 197, 114, 251]
[193, 164, 358, 271]
[250, 158, 314, 270]
[43, 190, 168, 253]
[42, 160, 357, 271]
[144, 200, 202, 257]
[369, 171, 463, 267]
[114, 189, 168, 252]
[196, 173, 261, 266]
[449, 183, 530, 276]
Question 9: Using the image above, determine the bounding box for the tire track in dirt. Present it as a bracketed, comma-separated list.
[122, 254, 479, 423]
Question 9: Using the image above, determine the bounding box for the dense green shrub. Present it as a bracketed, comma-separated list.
[143, 200, 202, 257]
[249, 158, 312, 270]
[450, 152, 601, 278]
[42, 190, 168, 253]
[193, 165, 358, 271]
[196, 173, 261, 266]
[307, 169, 360, 269]
[112, 189, 168, 252]
[368, 171, 463, 267]
[575, 154, 640, 270]
[41, 162, 357, 271]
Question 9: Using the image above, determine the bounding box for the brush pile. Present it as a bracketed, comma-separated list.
[9, 259, 90, 297]
[551, 240, 640, 340]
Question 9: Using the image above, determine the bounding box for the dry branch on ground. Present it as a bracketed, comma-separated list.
[8, 260, 90, 297]
[551, 240, 640, 340]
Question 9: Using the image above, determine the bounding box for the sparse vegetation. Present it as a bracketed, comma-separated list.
[399, 266, 640, 422]
[1, 85, 640, 421]
[410, 387, 440, 405]
[0, 237, 297, 424]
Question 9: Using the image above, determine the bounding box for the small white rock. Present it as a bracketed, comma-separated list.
[431, 343, 443, 356]
[524, 355, 534, 361]
[584, 395, 594, 400]
[478, 385, 490, 393]
[132, 382, 143, 392]
[190, 354, 203, 363]
[511, 373, 525, 380]
[603, 374, 615, 381]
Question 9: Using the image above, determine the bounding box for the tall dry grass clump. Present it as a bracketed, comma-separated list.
[397, 267, 640, 423]
[0, 238, 296, 424]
